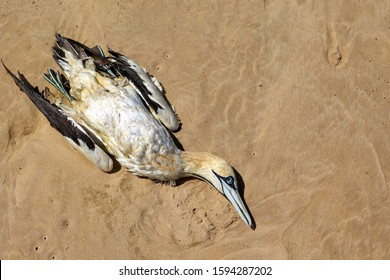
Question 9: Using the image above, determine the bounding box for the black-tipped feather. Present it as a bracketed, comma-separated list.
[3, 62, 95, 150]
[54, 33, 117, 78]
[91, 45, 105, 57]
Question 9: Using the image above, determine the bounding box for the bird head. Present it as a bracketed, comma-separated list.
[181, 152, 255, 230]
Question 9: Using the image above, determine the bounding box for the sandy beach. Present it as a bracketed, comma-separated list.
[0, 0, 389, 259]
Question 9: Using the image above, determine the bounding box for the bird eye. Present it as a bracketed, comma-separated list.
[225, 176, 234, 185]
[212, 170, 235, 188]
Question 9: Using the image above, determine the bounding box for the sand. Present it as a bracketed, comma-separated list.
[0, 0, 389, 260]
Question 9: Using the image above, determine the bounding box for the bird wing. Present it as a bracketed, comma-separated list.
[107, 48, 180, 131]
[3, 62, 113, 172]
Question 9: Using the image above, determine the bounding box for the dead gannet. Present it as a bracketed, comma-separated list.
[3, 34, 255, 229]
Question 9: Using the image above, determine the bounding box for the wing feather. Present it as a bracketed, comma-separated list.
[3, 62, 113, 172]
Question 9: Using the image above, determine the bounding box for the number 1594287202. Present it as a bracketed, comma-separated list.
[212, 266, 272, 276]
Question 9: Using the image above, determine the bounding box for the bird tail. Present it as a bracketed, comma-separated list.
[43, 68, 72, 101]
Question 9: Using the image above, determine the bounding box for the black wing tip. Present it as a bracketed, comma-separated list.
[2, 61, 33, 92]
[53, 44, 65, 59]
[2, 61, 23, 92]
[91, 45, 105, 57]
[55, 33, 70, 46]
[54, 33, 65, 49]
[4, 61, 95, 151]
[107, 48, 122, 58]
[55, 32, 63, 40]
[2, 59, 15, 78]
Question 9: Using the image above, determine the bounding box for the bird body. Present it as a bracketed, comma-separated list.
[73, 67, 181, 181]
[4, 34, 255, 229]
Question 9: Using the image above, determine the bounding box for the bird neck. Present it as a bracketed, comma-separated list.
[179, 151, 216, 182]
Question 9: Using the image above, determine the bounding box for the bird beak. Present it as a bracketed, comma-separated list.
[222, 181, 255, 230]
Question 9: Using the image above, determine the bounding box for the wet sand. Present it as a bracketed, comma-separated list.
[0, 0, 389, 259]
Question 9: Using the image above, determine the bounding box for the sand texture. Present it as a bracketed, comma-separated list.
[1, 0, 389, 259]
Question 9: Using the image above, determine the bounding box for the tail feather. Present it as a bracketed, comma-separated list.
[43, 68, 73, 101]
